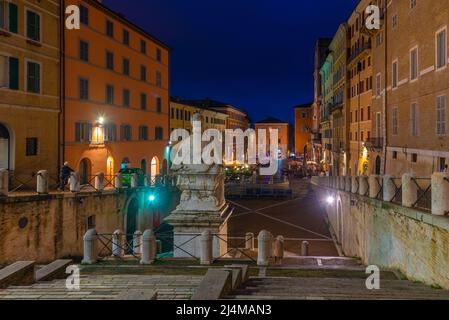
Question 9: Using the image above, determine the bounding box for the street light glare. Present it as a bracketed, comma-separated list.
[149, 195, 155, 202]
[326, 196, 335, 204]
[98, 116, 105, 125]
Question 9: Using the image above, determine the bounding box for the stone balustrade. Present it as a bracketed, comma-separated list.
[312, 172, 449, 217]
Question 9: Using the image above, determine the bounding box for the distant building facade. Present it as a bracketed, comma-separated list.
[294, 103, 313, 159]
[170, 98, 228, 133]
[0, 0, 60, 185]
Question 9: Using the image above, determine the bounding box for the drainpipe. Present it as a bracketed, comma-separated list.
[382, 4, 388, 175]
[59, 1, 66, 172]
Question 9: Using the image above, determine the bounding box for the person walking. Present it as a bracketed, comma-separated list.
[59, 162, 74, 190]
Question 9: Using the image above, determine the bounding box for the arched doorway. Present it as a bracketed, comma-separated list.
[375, 156, 381, 175]
[0, 123, 10, 170]
[79, 158, 91, 185]
[125, 197, 139, 253]
[106, 156, 114, 178]
[150, 156, 159, 183]
[140, 159, 147, 175]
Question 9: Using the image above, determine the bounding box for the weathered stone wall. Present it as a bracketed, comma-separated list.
[0, 187, 180, 264]
[315, 185, 449, 289]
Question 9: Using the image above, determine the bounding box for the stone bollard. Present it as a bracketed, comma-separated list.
[141, 229, 157, 265]
[0, 169, 9, 196]
[402, 173, 417, 208]
[358, 176, 368, 196]
[383, 175, 396, 202]
[37, 170, 49, 194]
[351, 176, 358, 194]
[345, 176, 352, 192]
[95, 172, 105, 191]
[69, 172, 80, 192]
[431, 172, 449, 216]
[111, 229, 124, 257]
[369, 175, 381, 199]
[200, 230, 213, 265]
[245, 232, 255, 250]
[131, 173, 139, 188]
[115, 173, 123, 189]
[301, 241, 309, 256]
[82, 229, 98, 264]
[257, 230, 271, 266]
[273, 236, 284, 264]
[133, 230, 143, 255]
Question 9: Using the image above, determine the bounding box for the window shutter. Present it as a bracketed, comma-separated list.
[88, 123, 92, 142]
[8, 57, 18, 90]
[75, 123, 81, 142]
[8, 3, 17, 33]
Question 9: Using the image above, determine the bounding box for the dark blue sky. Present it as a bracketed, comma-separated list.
[103, 0, 356, 123]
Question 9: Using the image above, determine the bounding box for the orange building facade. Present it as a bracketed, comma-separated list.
[255, 118, 290, 159]
[63, 0, 170, 183]
[294, 103, 313, 158]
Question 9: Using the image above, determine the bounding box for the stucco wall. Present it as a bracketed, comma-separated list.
[0, 187, 180, 264]
[315, 184, 449, 289]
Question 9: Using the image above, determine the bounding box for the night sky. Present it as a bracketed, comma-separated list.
[103, 0, 356, 123]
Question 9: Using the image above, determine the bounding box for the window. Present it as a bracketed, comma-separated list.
[410, 0, 417, 9]
[123, 29, 129, 46]
[411, 153, 418, 163]
[376, 112, 381, 137]
[376, 74, 381, 96]
[123, 89, 130, 107]
[0, 56, 18, 90]
[140, 65, 147, 81]
[106, 20, 114, 37]
[139, 126, 148, 141]
[410, 48, 418, 80]
[26, 61, 40, 93]
[156, 97, 162, 113]
[437, 96, 446, 135]
[439, 157, 446, 172]
[140, 93, 147, 110]
[392, 60, 398, 88]
[75, 122, 92, 143]
[393, 151, 398, 159]
[79, 78, 89, 100]
[104, 123, 116, 142]
[392, 107, 398, 135]
[106, 51, 114, 70]
[122, 58, 129, 76]
[80, 5, 88, 25]
[171, 108, 174, 119]
[26, 10, 40, 42]
[436, 29, 447, 70]
[155, 127, 163, 140]
[106, 85, 114, 104]
[156, 48, 162, 62]
[87, 215, 96, 229]
[25, 138, 38, 156]
[140, 40, 146, 54]
[392, 14, 398, 29]
[0, 1, 18, 33]
[156, 71, 162, 87]
[410, 103, 418, 136]
[79, 40, 89, 62]
[376, 32, 383, 47]
[120, 125, 132, 141]
[367, 106, 371, 120]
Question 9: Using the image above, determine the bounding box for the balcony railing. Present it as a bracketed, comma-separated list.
[365, 137, 383, 150]
[348, 42, 372, 64]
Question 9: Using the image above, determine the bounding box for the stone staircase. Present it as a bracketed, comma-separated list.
[225, 257, 449, 300]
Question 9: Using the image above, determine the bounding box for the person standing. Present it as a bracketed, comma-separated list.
[59, 162, 74, 190]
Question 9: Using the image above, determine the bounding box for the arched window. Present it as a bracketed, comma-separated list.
[79, 158, 92, 185]
[140, 159, 147, 174]
[150, 156, 159, 183]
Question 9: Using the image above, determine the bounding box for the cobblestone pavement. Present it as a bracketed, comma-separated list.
[0, 274, 202, 300]
[228, 178, 338, 256]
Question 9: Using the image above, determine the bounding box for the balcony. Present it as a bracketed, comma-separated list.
[365, 137, 383, 150]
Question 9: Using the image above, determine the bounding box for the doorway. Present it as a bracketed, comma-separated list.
[0, 123, 10, 170]
[79, 158, 91, 185]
